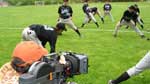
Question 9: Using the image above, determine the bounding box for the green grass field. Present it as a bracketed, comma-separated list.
[0, 2, 150, 84]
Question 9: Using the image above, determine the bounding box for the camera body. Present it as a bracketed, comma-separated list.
[19, 52, 88, 84]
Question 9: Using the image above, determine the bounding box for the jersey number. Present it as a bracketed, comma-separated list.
[44, 26, 54, 31]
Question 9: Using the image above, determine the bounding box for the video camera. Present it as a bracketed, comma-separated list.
[19, 52, 88, 84]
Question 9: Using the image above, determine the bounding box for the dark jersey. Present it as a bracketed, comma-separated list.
[82, 3, 97, 15]
[91, 7, 97, 13]
[121, 10, 138, 22]
[29, 24, 57, 53]
[82, 3, 89, 13]
[132, 12, 138, 22]
[103, 3, 112, 11]
[58, 5, 73, 19]
[135, 7, 140, 14]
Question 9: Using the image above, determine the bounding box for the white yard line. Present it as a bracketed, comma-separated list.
[80, 29, 150, 33]
[112, 5, 150, 8]
[0, 28, 150, 33]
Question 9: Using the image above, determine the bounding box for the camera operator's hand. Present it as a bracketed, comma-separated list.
[59, 53, 67, 64]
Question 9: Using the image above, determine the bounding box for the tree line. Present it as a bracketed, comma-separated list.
[5, 0, 147, 6]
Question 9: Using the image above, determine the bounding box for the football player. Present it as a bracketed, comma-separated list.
[81, 0, 104, 28]
[103, 1, 114, 22]
[22, 23, 65, 53]
[108, 51, 150, 84]
[113, 5, 145, 38]
[58, 0, 81, 37]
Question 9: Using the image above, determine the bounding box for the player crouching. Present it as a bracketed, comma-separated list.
[126, 4, 144, 29]
[103, 1, 114, 22]
[22, 23, 66, 53]
[81, 0, 104, 28]
[58, 0, 81, 37]
[113, 5, 145, 38]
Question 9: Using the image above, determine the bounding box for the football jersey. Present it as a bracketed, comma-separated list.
[121, 10, 138, 22]
[82, 3, 89, 13]
[135, 7, 140, 14]
[58, 5, 73, 19]
[29, 24, 57, 42]
[103, 3, 112, 11]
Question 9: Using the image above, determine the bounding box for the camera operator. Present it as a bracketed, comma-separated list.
[0, 41, 48, 84]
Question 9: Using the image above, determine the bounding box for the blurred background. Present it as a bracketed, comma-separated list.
[0, 0, 150, 7]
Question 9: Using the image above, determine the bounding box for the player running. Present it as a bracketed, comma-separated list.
[108, 51, 150, 84]
[81, 0, 104, 28]
[103, 1, 114, 22]
[113, 5, 145, 38]
[58, 0, 81, 37]
[22, 23, 66, 53]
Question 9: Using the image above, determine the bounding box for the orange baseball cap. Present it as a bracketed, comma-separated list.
[12, 41, 48, 64]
